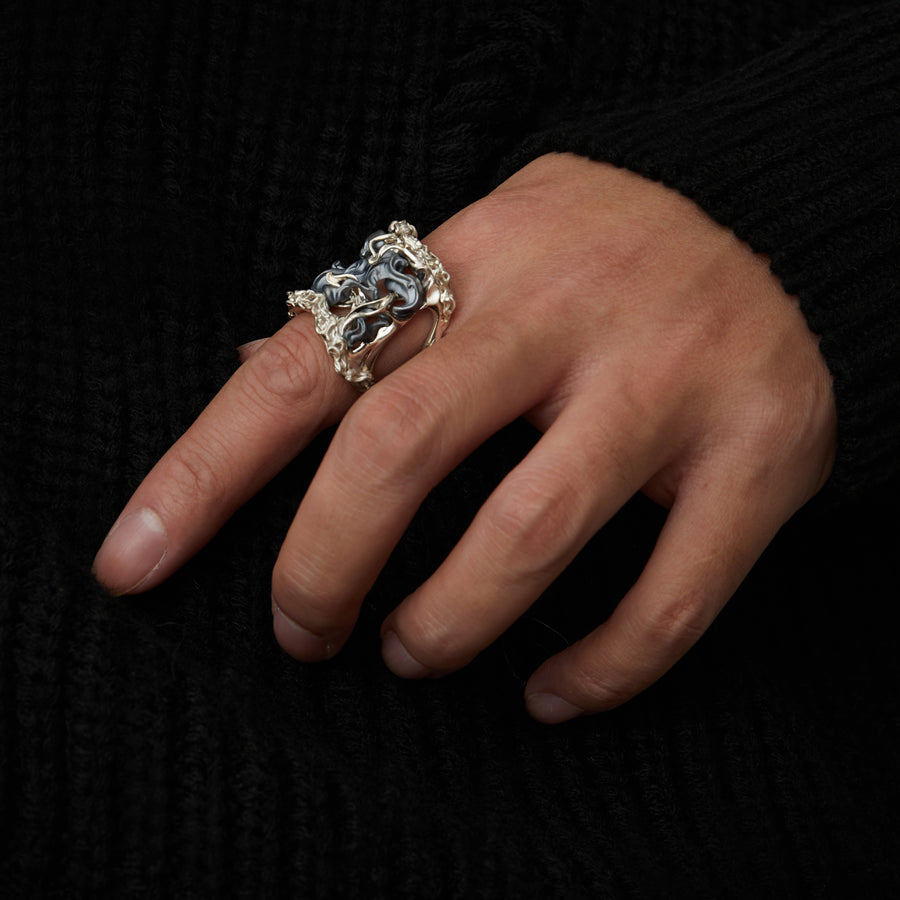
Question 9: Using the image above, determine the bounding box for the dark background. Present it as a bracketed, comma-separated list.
[2, 1, 899, 896]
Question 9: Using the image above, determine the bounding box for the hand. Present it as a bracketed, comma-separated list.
[92, 153, 837, 723]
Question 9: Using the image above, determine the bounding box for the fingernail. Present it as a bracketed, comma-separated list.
[93, 506, 168, 596]
[525, 692, 584, 724]
[272, 597, 335, 662]
[381, 630, 435, 678]
[236, 338, 267, 363]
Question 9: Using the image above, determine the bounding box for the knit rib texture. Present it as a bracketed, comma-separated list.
[2, 1, 899, 897]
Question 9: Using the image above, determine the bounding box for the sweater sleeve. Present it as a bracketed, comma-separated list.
[508, 1, 900, 498]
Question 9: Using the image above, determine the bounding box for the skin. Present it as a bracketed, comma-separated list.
[93, 153, 837, 724]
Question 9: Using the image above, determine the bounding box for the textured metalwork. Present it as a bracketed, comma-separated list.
[286, 221, 454, 391]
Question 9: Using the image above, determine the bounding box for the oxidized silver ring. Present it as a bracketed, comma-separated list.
[286, 221, 454, 391]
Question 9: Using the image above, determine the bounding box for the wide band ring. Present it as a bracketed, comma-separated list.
[286, 221, 454, 391]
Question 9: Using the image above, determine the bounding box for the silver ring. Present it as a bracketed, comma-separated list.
[286, 221, 455, 391]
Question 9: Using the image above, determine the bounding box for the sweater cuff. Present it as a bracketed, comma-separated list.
[509, 2, 900, 497]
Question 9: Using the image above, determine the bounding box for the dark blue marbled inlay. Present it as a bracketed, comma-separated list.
[310, 231, 425, 349]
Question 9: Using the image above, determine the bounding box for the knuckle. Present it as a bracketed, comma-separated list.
[719, 380, 837, 502]
[579, 224, 656, 285]
[643, 590, 710, 647]
[723, 394, 803, 487]
[435, 191, 559, 295]
[271, 562, 354, 633]
[447, 192, 535, 257]
[740, 393, 794, 445]
[456, 192, 653, 292]
[339, 384, 442, 483]
[163, 433, 231, 513]
[571, 662, 635, 710]
[245, 325, 327, 410]
[732, 370, 830, 452]
[489, 473, 580, 577]
[398, 609, 469, 671]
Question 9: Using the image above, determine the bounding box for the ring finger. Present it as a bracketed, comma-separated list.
[376, 385, 672, 677]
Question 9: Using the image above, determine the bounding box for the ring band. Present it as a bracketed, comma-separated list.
[286, 221, 454, 391]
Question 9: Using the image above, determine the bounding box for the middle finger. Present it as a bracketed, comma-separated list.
[377, 387, 669, 677]
[270, 314, 556, 659]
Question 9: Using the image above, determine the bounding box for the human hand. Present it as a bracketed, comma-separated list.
[93, 153, 837, 723]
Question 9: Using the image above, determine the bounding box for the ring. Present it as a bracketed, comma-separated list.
[286, 221, 455, 391]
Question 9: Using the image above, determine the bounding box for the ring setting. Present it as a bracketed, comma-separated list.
[286, 221, 454, 391]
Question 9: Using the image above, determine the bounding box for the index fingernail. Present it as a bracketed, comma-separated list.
[93, 506, 168, 596]
[236, 338, 267, 363]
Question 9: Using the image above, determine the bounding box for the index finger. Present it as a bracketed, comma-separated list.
[92, 314, 355, 595]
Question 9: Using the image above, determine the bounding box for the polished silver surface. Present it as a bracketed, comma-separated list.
[286, 221, 454, 391]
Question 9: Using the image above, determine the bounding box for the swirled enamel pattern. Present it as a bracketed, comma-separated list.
[286, 221, 454, 391]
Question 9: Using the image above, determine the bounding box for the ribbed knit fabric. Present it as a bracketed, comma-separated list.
[2, 1, 899, 897]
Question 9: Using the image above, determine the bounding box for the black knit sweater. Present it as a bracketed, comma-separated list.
[2, 1, 899, 897]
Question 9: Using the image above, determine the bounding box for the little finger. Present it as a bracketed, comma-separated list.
[523, 468, 791, 722]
